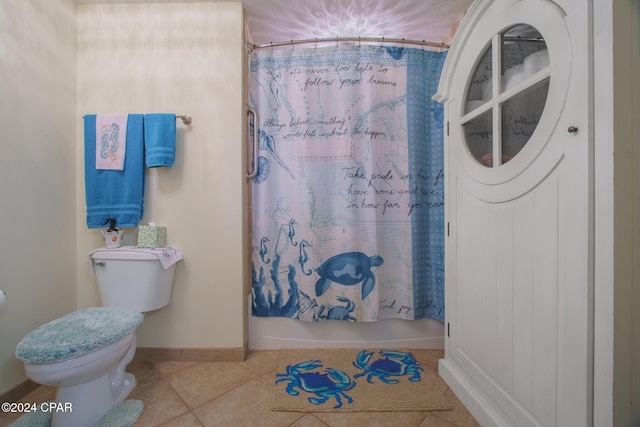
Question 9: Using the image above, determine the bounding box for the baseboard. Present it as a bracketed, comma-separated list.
[133, 347, 248, 362]
[0, 379, 39, 404]
[438, 358, 512, 427]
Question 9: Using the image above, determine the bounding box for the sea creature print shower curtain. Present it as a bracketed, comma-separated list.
[249, 44, 447, 322]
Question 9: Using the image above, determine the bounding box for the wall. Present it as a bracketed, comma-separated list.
[0, 0, 77, 394]
[75, 2, 247, 350]
[610, 0, 640, 423]
[594, 0, 640, 425]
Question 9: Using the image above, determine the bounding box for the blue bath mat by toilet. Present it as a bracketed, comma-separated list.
[272, 349, 451, 412]
[8, 399, 143, 427]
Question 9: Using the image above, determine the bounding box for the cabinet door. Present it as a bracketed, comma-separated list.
[435, 0, 591, 426]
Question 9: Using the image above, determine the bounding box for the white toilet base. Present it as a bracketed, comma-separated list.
[42, 334, 139, 427]
[51, 373, 136, 427]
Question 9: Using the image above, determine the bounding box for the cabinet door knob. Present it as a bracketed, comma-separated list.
[568, 126, 578, 133]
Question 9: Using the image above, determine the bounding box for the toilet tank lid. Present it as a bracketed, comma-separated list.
[90, 247, 157, 261]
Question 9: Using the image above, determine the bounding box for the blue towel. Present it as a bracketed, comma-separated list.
[84, 114, 145, 228]
[144, 113, 176, 167]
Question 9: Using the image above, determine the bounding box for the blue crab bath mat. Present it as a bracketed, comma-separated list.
[272, 349, 451, 412]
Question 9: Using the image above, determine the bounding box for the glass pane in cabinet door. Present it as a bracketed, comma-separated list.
[463, 110, 493, 167]
[501, 79, 550, 164]
[465, 45, 492, 114]
[502, 24, 549, 93]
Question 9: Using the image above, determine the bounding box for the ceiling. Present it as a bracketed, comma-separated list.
[76, 0, 473, 48]
[241, 0, 473, 47]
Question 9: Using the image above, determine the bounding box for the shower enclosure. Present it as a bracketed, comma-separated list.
[246, 42, 447, 349]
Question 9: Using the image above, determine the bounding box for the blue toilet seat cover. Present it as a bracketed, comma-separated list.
[16, 307, 143, 364]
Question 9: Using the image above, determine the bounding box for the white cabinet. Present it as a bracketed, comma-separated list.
[434, 0, 592, 425]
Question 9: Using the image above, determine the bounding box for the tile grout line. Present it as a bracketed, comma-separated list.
[151, 361, 204, 427]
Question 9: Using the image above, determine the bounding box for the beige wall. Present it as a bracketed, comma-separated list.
[0, 0, 77, 393]
[0, 0, 246, 395]
[75, 2, 247, 349]
[593, 0, 640, 425]
[610, 0, 640, 423]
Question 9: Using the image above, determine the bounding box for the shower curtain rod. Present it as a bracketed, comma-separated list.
[247, 36, 449, 53]
[247, 35, 548, 54]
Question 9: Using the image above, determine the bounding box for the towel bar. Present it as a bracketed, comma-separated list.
[176, 115, 192, 125]
[83, 114, 192, 125]
[246, 107, 259, 181]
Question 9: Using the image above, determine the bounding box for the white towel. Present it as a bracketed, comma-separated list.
[139, 246, 184, 270]
[96, 114, 128, 170]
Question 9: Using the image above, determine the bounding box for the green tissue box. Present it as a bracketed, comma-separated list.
[137, 225, 167, 248]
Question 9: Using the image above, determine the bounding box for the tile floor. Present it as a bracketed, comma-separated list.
[1, 349, 479, 427]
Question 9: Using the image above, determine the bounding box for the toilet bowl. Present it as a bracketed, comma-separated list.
[16, 307, 142, 427]
[15, 247, 182, 427]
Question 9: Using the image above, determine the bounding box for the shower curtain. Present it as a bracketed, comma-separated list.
[249, 44, 446, 322]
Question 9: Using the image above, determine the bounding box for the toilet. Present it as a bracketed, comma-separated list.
[15, 248, 180, 427]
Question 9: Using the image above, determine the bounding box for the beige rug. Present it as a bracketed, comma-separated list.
[272, 349, 451, 413]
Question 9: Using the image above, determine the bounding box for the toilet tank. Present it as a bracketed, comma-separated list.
[90, 249, 177, 312]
